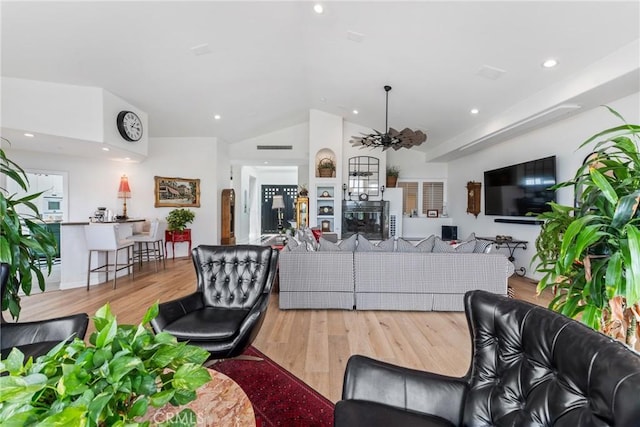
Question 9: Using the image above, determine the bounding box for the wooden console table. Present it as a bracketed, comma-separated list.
[165, 229, 192, 259]
[477, 236, 528, 276]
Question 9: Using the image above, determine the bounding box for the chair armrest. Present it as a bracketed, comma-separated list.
[1, 313, 89, 349]
[150, 292, 204, 332]
[341, 355, 468, 425]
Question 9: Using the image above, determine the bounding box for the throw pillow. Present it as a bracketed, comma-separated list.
[377, 237, 396, 252]
[356, 235, 395, 252]
[290, 240, 316, 252]
[415, 235, 435, 252]
[474, 239, 494, 253]
[339, 234, 358, 251]
[432, 237, 455, 253]
[453, 240, 476, 253]
[284, 237, 301, 251]
[396, 238, 419, 253]
[317, 237, 341, 251]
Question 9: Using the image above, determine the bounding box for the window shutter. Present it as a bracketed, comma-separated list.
[422, 182, 444, 213]
[398, 182, 418, 215]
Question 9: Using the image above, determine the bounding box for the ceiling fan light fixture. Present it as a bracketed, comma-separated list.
[350, 85, 427, 151]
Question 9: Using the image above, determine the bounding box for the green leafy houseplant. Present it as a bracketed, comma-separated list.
[386, 165, 400, 178]
[532, 107, 640, 348]
[166, 208, 195, 232]
[0, 302, 211, 426]
[0, 140, 57, 319]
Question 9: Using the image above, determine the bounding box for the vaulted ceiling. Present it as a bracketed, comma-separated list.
[2, 1, 639, 161]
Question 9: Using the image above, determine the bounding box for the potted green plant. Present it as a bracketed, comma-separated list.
[317, 158, 336, 178]
[0, 302, 211, 426]
[0, 140, 57, 319]
[166, 208, 195, 232]
[386, 165, 400, 188]
[532, 107, 640, 348]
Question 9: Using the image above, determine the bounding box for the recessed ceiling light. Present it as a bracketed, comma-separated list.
[542, 58, 558, 68]
[124, 157, 130, 161]
[102, 147, 110, 152]
[24, 133, 34, 137]
[470, 108, 479, 115]
[313, 3, 324, 14]
[352, 109, 359, 115]
[214, 114, 221, 120]
[264, 161, 269, 165]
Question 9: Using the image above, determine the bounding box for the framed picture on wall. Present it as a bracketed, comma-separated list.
[154, 176, 201, 207]
[427, 209, 439, 218]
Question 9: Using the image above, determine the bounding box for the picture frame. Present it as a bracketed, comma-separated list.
[427, 209, 439, 218]
[154, 176, 201, 208]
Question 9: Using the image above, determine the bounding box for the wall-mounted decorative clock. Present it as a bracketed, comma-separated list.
[117, 111, 143, 142]
[466, 181, 481, 217]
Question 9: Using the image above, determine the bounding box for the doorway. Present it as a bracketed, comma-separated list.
[261, 185, 297, 234]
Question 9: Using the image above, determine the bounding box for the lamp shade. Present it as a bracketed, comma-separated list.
[271, 195, 285, 210]
[118, 175, 131, 198]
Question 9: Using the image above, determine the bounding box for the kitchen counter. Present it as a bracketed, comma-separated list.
[62, 218, 146, 226]
[59, 220, 145, 289]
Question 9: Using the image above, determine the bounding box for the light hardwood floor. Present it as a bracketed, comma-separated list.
[13, 258, 550, 403]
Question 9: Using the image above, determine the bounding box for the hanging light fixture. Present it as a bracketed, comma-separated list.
[350, 85, 427, 151]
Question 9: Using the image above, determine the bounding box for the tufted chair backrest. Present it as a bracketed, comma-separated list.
[192, 245, 277, 309]
[463, 290, 640, 426]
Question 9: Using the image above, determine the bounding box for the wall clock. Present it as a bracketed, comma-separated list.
[466, 181, 481, 218]
[358, 193, 369, 201]
[117, 111, 143, 142]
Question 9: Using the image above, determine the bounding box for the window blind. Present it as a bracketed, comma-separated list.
[422, 182, 444, 213]
[398, 182, 418, 215]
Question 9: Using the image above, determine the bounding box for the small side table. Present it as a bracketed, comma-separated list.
[165, 229, 192, 259]
[477, 236, 528, 276]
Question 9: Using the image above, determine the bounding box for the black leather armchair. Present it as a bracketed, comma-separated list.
[335, 290, 640, 427]
[0, 263, 89, 360]
[150, 245, 278, 359]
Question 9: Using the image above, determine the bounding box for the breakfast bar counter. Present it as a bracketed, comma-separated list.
[59, 219, 145, 289]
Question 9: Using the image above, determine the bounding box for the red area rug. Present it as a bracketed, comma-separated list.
[212, 346, 334, 426]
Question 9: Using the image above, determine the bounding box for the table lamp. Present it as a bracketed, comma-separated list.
[118, 175, 131, 219]
[271, 195, 285, 230]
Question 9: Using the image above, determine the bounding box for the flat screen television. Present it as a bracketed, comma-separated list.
[484, 156, 556, 216]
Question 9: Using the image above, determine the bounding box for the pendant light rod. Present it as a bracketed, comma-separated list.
[384, 85, 392, 134]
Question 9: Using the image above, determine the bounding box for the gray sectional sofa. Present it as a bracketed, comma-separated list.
[278, 235, 515, 311]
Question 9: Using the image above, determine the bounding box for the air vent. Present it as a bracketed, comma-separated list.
[256, 145, 293, 150]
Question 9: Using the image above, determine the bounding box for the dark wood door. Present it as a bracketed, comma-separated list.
[261, 185, 297, 234]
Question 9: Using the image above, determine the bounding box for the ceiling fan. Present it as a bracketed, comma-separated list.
[350, 85, 427, 151]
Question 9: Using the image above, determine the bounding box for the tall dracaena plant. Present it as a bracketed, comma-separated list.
[532, 107, 640, 348]
[0, 139, 57, 319]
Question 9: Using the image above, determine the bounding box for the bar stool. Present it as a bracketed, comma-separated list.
[127, 219, 167, 272]
[84, 224, 135, 290]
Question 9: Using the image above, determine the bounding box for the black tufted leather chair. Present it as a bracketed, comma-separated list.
[150, 245, 278, 359]
[0, 263, 89, 360]
[335, 290, 640, 427]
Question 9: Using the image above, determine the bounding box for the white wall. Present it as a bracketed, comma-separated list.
[229, 122, 309, 165]
[5, 136, 221, 259]
[447, 92, 640, 278]
[2, 77, 104, 142]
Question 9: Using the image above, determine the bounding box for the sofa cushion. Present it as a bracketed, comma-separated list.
[432, 237, 455, 253]
[357, 236, 395, 252]
[396, 236, 435, 253]
[433, 237, 477, 253]
[286, 237, 316, 252]
[318, 234, 357, 252]
[473, 239, 493, 253]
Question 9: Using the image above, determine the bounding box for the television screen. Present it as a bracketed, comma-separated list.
[484, 156, 556, 216]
